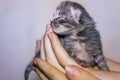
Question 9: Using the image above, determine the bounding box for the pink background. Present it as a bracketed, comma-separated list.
[0, 0, 120, 80]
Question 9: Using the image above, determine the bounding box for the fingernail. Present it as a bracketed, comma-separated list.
[33, 59, 37, 65]
[65, 66, 78, 77]
[65, 66, 73, 73]
[46, 24, 53, 33]
[46, 24, 50, 32]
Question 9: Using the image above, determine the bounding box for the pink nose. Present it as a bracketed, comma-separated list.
[51, 20, 59, 29]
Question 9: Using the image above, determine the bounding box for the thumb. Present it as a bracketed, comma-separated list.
[65, 65, 98, 80]
[65, 65, 80, 80]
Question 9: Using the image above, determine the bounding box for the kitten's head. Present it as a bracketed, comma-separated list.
[51, 1, 95, 35]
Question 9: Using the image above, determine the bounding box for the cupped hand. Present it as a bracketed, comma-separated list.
[32, 24, 99, 80]
[33, 24, 120, 80]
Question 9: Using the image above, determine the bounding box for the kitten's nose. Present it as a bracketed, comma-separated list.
[51, 20, 59, 29]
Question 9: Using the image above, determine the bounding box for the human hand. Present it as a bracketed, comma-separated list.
[32, 24, 99, 80]
[33, 24, 120, 80]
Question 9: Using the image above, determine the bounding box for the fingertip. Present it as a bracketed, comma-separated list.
[47, 32, 59, 43]
[46, 24, 50, 31]
[66, 65, 99, 80]
[65, 65, 79, 78]
[36, 40, 41, 45]
[46, 24, 53, 33]
[33, 58, 41, 65]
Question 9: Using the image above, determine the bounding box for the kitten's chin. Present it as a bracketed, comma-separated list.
[52, 28, 64, 35]
[53, 29, 72, 35]
[52, 27, 68, 35]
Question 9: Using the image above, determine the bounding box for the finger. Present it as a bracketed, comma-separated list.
[40, 36, 46, 60]
[35, 40, 41, 53]
[44, 34, 65, 73]
[33, 67, 49, 80]
[34, 39, 48, 80]
[47, 32, 78, 67]
[40, 24, 52, 60]
[88, 68, 120, 80]
[34, 40, 41, 58]
[33, 58, 68, 80]
[44, 24, 65, 72]
[45, 23, 53, 33]
[65, 65, 99, 80]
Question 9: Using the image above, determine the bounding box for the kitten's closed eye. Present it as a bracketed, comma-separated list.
[63, 23, 75, 28]
[59, 19, 66, 24]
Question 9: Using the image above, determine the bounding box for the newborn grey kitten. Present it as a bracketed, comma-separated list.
[51, 1, 109, 70]
[24, 1, 109, 80]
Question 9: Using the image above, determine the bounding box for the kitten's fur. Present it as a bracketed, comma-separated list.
[51, 1, 109, 70]
[24, 1, 109, 80]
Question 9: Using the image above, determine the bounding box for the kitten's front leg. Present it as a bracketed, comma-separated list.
[85, 32, 109, 70]
[95, 54, 109, 71]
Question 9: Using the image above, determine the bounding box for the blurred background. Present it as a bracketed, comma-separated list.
[0, 0, 120, 80]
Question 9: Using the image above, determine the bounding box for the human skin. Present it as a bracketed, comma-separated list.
[33, 24, 120, 80]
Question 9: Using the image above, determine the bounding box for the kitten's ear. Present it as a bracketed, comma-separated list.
[71, 7, 81, 23]
[71, 7, 95, 25]
[79, 12, 95, 25]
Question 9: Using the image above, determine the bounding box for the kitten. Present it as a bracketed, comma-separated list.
[24, 1, 109, 80]
[51, 1, 109, 70]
